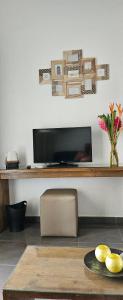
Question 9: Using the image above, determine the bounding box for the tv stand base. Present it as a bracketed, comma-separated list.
[47, 163, 78, 168]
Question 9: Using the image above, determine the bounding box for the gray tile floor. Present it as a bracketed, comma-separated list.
[0, 223, 123, 300]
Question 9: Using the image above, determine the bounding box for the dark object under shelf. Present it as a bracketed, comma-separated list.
[6, 201, 27, 232]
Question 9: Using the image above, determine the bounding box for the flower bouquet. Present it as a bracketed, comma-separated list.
[98, 103, 123, 167]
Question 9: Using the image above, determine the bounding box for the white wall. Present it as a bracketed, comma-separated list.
[0, 0, 123, 216]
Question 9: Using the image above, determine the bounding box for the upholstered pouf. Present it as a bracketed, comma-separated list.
[40, 188, 78, 237]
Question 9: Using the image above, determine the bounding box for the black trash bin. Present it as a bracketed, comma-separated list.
[6, 201, 27, 232]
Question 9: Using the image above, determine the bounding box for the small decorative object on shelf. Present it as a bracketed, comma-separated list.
[98, 103, 123, 167]
[6, 151, 19, 169]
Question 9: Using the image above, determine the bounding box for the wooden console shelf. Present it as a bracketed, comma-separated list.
[0, 166, 123, 233]
[1, 166, 123, 179]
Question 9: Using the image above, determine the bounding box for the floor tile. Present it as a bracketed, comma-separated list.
[0, 241, 26, 265]
[78, 242, 123, 249]
[0, 265, 15, 289]
[0, 223, 40, 243]
[78, 226, 122, 244]
[26, 235, 78, 247]
[118, 227, 123, 242]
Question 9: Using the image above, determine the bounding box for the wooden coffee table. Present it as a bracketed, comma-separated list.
[3, 246, 123, 300]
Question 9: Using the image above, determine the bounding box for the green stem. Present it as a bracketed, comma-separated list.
[110, 142, 119, 167]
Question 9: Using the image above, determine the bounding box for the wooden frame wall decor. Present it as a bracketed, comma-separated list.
[96, 64, 109, 80]
[64, 64, 81, 81]
[39, 68, 51, 84]
[51, 60, 65, 80]
[65, 82, 82, 99]
[81, 58, 96, 75]
[63, 49, 82, 64]
[82, 78, 96, 94]
[39, 49, 109, 98]
[52, 81, 65, 96]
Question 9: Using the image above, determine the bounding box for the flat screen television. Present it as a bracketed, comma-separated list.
[33, 127, 92, 166]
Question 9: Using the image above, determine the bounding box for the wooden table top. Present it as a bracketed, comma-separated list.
[3, 246, 123, 298]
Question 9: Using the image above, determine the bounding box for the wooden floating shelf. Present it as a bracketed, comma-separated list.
[0, 166, 123, 179]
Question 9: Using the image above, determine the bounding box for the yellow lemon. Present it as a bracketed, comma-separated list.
[95, 244, 111, 263]
[105, 253, 123, 273]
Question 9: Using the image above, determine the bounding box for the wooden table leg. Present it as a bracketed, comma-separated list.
[0, 179, 9, 232]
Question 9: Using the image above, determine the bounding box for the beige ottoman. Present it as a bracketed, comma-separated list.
[40, 189, 78, 237]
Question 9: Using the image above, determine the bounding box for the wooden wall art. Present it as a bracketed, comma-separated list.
[39, 49, 109, 98]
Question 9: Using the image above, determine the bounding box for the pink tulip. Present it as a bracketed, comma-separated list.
[98, 118, 108, 131]
[114, 116, 121, 130]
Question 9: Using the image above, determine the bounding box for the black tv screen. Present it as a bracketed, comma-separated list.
[33, 127, 92, 164]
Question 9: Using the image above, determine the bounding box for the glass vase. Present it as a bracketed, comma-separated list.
[110, 142, 119, 167]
